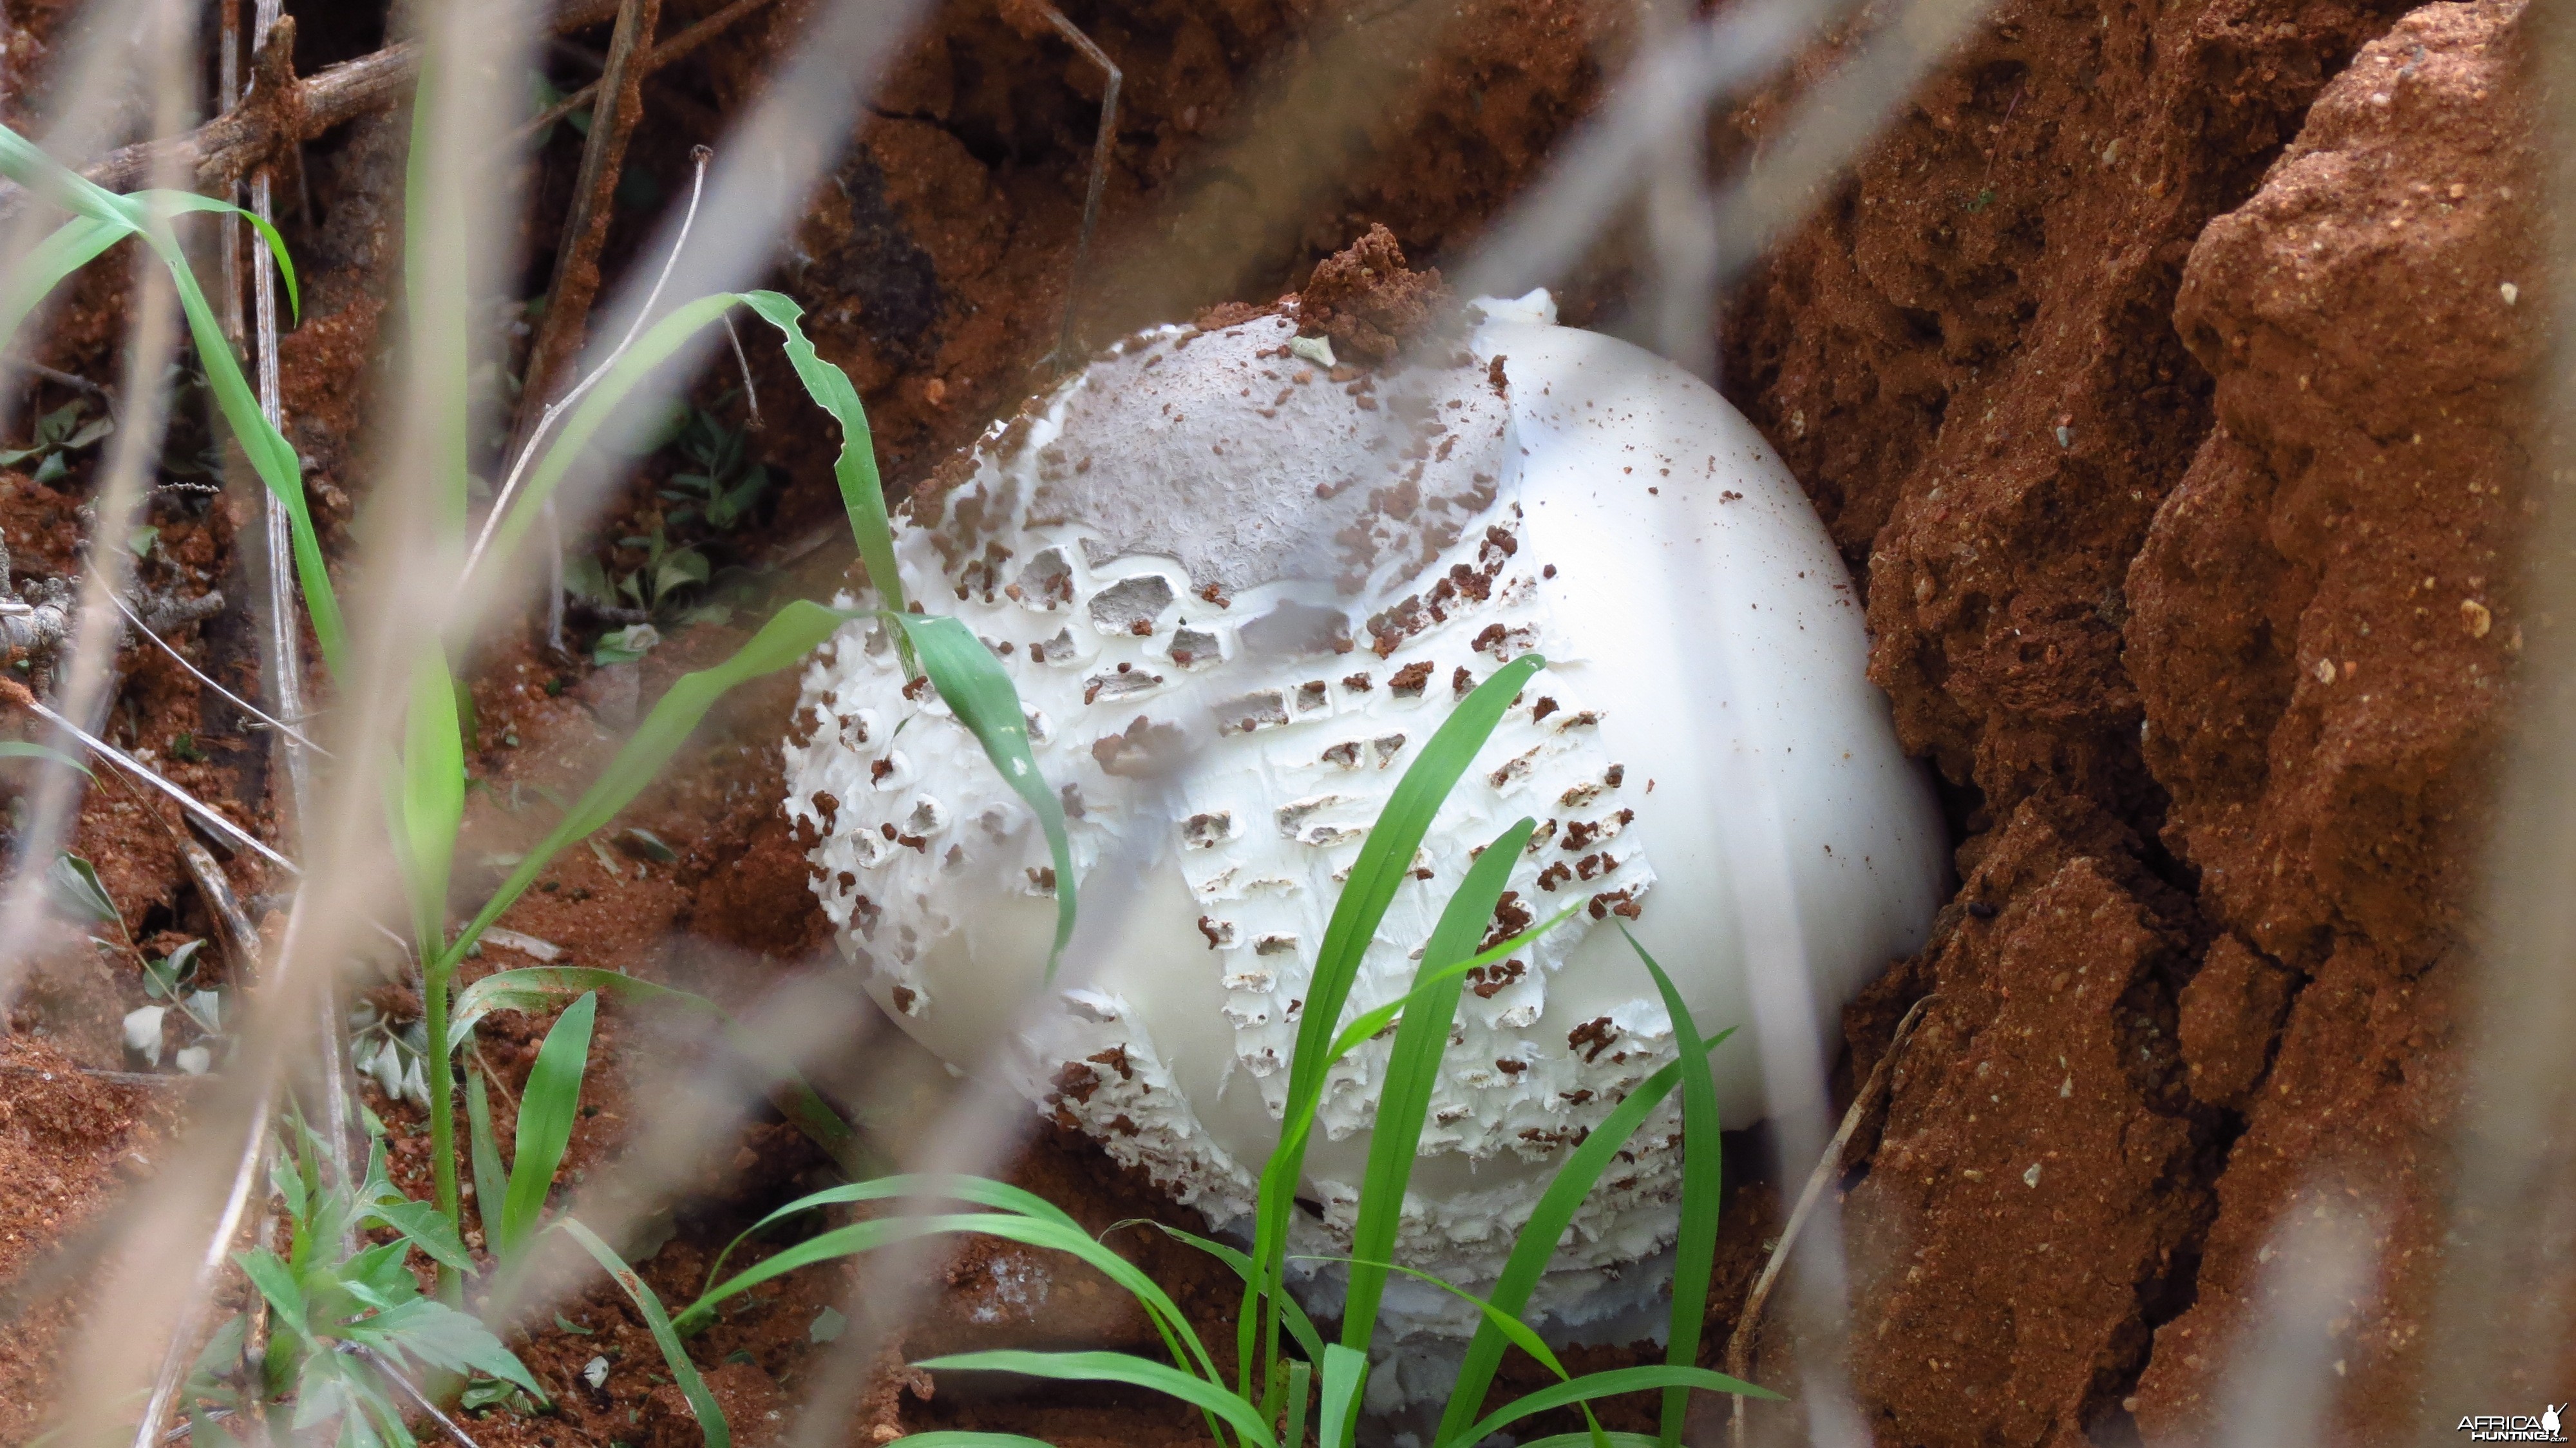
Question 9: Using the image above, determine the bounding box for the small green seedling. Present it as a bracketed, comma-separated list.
[175, 1113, 544, 1445]
[659, 399, 775, 532]
[0, 396, 111, 484]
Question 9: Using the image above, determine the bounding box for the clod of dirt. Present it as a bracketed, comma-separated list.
[1732, 0, 2547, 1436]
[2127, 1, 2539, 1438]
[1292, 223, 1455, 365]
[1842, 799, 2210, 1445]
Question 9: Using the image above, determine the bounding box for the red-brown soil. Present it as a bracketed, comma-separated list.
[1, 0, 2568, 1441]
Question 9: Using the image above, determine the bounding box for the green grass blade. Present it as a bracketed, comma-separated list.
[133, 190, 299, 318]
[676, 1212, 1220, 1391]
[1515, 1433, 1663, 1447]
[913, 1351, 1272, 1448]
[1299, 1255, 1566, 1381]
[1455, 1366, 1779, 1448]
[1622, 930, 1721, 1447]
[1110, 1219, 1327, 1366]
[1318, 1344, 1366, 1448]
[1282, 1358, 1312, 1448]
[464, 1062, 509, 1255]
[399, 648, 466, 952]
[1321, 899, 1583, 1065]
[448, 599, 850, 966]
[445, 964, 871, 1178]
[1244, 654, 1545, 1390]
[1430, 1028, 1737, 1448]
[734, 291, 900, 613]
[495, 992, 594, 1261]
[705, 1175, 1077, 1293]
[1341, 817, 1535, 1351]
[886, 1436, 1057, 1448]
[0, 124, 142, 220]
[0, 740, 92, 777]
[887, 611, 1072, 980]
[560, 1217, 731, 1448]
[142, 219, 344, 673]
[400, 79, 459, 534]
[0, 215, 124, 352]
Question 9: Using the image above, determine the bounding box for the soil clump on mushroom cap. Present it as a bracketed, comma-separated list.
[0, 0, 2560, 1437]
[1292, 222, 1456, 365]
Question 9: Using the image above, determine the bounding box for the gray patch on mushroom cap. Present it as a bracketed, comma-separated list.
[1004, 316, 1511, 597]
[1088, 575, 1176, 634]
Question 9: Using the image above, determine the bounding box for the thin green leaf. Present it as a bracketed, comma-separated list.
[1454, 1366, 1779, 1448]
[0, 214, 124, 352]
[496, 992, 594, 1261]
[1341, 817, 1535, 1351]
[135, 189, 299, 318]
[444, 965, 871, 1179]
[706, 1175, 1079, 1296]
[1298, 1255, 1565, 1382]
[142, 213, 341, 672]
[886, 611, 1073, 980]
[399, 647, 466, 953]
[446, 600, 851, 968]
[885, 1436, 1058, 1448]
[1622, 929, 1721, 1448]
[1430, 1028, 1738, 1448]
[560, 1217, 730, 1448]
[914, 1351, 1273, 1448]
[732, 292, 902, 613]
[357, 1195, 475, 1274]
[1515, 1434, 1664, 1447]
[401, 79, 469, 533]
[0, 126, 343, 668]
[676, 1212, 1220, 1393]
[1318, 1344, 1367, 1448]
[465, 1063, 510, 1254]
[1109, 1219, 1327, 1367]
[1321, 899, 1583, 1065]
[1282, 1359, 1314, 1448]
[1245, 654, 1545, 1392]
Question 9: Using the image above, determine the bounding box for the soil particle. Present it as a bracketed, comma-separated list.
[1292, 222, 1453, 365]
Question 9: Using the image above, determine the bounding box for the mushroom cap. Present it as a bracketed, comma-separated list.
[784, 291, 1946, 1348]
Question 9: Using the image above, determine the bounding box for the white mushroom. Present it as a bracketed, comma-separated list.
[784, 289, 1945, 1382]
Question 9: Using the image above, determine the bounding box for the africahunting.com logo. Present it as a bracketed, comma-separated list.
[2458, 1405, 2568, 1442]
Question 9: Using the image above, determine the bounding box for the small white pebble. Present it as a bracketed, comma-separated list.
[582, 1356, 609, 1390]
[2023, 1163, 2043, 1188]
[2501, 281, 2521, 305]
